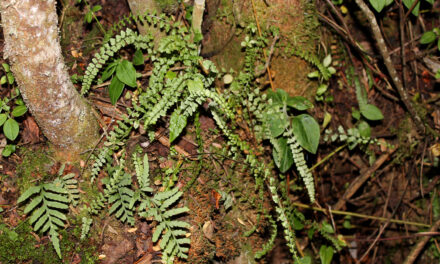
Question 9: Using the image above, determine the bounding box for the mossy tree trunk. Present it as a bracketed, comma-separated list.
[1, 0, 100, 158]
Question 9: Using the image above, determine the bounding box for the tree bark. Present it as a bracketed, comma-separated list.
[1, 0, 100, 157]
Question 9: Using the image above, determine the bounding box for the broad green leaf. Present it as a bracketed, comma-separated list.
[307, 71, 320, 79]
[316, 84, 328, 96]
[85, 12, 92, 23]
[291, 114, 320, 154]
[3, 118, 19, 140]
[268, 89, 288, 106]
[116, 60, 137, 87]
[273, 137, 294, 173]
[402, 0, 419, 16]
[420, 31, 436, 44]
[108, 77, 125, 105]
[264, 111, 288, 138]
[360, 104, 384, 121]
[34, 214, 49, 232]
[132, 49, 144, 66]
[11, 105, 27, 117]
[30, 206, 45, 224]
[369, 0, 386, 12]
[357, 121, 371, 138]
[319, 245, 334, 264]
[7, 73, 14, 84]
[286, 96, 314, 110]
[352, 108, 361, 120]
[293, 216, 304, 230]
[17, 186, 41, 204]
[46, 200, 68, 210]
[0, 76, 6, 85]
[169, 111, 187, 143]
[0, 114, 7, 126]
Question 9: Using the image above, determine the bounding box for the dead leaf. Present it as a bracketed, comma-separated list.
[21, 117, 41, 144]
[203, 220, 214, 241]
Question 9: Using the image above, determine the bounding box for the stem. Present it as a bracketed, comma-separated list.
[292, 202, 431, 228]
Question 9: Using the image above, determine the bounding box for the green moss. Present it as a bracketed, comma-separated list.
[16, 148, 54, 193]
[0, 220, 98, 263]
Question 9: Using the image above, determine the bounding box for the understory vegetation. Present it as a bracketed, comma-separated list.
[0, 0, 439, 263]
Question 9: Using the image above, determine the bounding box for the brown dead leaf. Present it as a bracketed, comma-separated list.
[21, 116, 41, 144]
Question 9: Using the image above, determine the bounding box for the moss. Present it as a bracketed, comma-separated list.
[15, 148, 54, 193]
[0, 220, 98, 263]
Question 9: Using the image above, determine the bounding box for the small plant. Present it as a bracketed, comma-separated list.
[307, 54, 336, 101]
[0, 63, 27, 157]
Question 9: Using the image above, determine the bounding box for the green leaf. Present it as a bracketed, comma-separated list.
[187, 78, 204, 92]
[116, 60, 137, 87]
[319, 245, 334, 264]
[108, 77, 125, 105]
[360, 104, 384, 121]
[153, 222, 166, 242]
[3, 118, 19, 141]
[132, 49, 144, 66]
[298, 256, 312, 264]
[166, 71, 177, 80]
[30, 206, 46, 224]
[24, 195, 43, 214]
[268, 89, 288, 106]
[264, 111, 288, 138]
[420, 31, 436, 44]
[11, 105, 27, 117]
[44, 192, 69, 203]
[272, 137, 294, 173]
[291, 114, 320, 154]
[46, 200, 68, 210]
[2, 144, 15, 157]
[321, 221, 334, 233]
[50, 228, 62, 258]
[7, 73, 14, 84]
[91, 5, 102, 12]
[323, 54, 332, 68]
[357, 121, 371, 138]
[0, 114, 7, 126]
[286, 96, 314, 110]
[0, 76, 6, 85]
[369, 0, 386, 12]
[2, 63, 10, 72]
[17, 186, 41, 204]
[85, 12, 92, 23]
[169, 111, 187, 143]
[402, 0, 419, 16]
[101, 62, 117, 81]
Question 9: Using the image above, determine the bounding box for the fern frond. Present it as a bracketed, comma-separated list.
[284, 130, 316, 203]
[17, 182, 70, 259]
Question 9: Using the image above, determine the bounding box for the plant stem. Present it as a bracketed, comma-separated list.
[292, 202, 431, 228]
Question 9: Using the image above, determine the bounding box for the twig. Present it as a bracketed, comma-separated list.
[334, 147, 397, 210]
[255, 35, 279, 77]
[403, 218, 440, 264]
[250, 0, 275, 91]
[353, 0, 426, 135]
[292, 202, 430, 228]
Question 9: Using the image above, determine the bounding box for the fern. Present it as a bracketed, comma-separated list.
[292, 48, 331, 80]
[139, 187, 191, 263]
[254, 213, 277, 259]
[284, 129, 316, 203]
[17, 182, 70, 258]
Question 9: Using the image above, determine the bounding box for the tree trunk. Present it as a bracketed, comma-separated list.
[1, 0, 100, 158]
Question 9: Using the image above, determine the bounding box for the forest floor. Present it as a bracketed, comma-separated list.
[0, 0, 440, 263]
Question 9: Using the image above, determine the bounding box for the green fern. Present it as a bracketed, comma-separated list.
[139, 187, 191, 263]
[17, 182, 70, 258]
